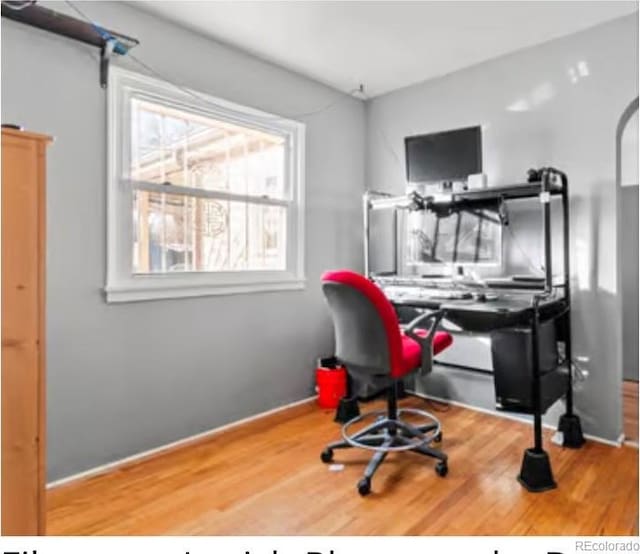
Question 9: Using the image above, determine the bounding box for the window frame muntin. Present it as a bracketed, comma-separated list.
[126, 89, 294, 202]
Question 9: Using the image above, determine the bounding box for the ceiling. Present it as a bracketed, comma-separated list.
[135, 1, 638, 98]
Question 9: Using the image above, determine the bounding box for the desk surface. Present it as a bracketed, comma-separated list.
[379, 282, 567, 332]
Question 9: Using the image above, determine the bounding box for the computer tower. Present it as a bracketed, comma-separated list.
[491, 320, 568, 414]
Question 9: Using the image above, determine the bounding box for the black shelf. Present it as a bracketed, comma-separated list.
[414, 180, 565, 225]
[419, 181, 565, 214]
[449, 180, 564, 203]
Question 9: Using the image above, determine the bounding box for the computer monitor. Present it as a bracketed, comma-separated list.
[404, 208, 502, 270]
[405, 126, 482, 184]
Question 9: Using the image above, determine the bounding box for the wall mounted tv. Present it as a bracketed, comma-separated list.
[405, 125, 482, 184]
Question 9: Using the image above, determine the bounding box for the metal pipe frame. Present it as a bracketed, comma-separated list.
[531, 299, 544, 453]
[560, 172, 574, 416]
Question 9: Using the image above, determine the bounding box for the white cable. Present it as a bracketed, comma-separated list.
[127, 50, 365, 122]
[64, 0, 367, 123]
[505, 223, 545, 275]
[2, 0, 36, 10]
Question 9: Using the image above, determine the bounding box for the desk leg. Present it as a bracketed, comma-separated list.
[558, 179, 585, 448]
[334, 371, 360, 424]
[517, 305, 557, 492]
[558, 412, 585, 448]
[557, 312, 586, 448]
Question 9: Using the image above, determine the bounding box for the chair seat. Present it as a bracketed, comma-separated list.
[399, 330, 453, 377]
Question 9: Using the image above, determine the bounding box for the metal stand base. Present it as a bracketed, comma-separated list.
[517, 448, 557, 492]
[334, 395, 360, 423]
[558, 413, 586, 448]
[322, 405, 447, 495]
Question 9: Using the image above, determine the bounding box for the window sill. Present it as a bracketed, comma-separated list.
[104, 278, 306, 303]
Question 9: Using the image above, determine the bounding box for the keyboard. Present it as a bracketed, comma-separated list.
[383, 286, 473, 301]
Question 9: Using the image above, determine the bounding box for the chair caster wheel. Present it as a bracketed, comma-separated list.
[320, 448, 333, 463]
[435, 461, 448, 477]
[433, 432, 443, 443]
[357, 477, 371, 496]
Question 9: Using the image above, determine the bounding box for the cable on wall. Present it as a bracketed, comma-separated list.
[64, 0, 368, 122]
[2, 1, 36, 11]
[2, 0, 138, 87]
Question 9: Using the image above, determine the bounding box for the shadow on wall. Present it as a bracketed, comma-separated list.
[568, 189, 624, 438]
[570, 286, 623, 434]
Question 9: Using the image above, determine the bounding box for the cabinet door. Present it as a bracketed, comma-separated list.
[1, 134, 45, 535]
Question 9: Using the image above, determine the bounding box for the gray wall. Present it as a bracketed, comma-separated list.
[3, 2, 636, 481]
[367, 14, 638, 441]
[1, 1, 366, 481]
[621, 185, 638, 381]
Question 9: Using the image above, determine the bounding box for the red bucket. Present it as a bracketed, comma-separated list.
[316, 358, 347, 409]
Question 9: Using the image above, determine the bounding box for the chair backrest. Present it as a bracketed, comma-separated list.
[321, 270, 403, 376]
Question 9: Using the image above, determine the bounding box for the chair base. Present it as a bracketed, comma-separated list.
[321, 406, 447, 496]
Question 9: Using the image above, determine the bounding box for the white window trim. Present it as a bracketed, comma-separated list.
[106, 66, 306, 303]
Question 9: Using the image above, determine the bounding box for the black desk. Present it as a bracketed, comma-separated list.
[391, 292, 567, 333]
[383, 285, 582, 492]
[364, 168, 585, 491]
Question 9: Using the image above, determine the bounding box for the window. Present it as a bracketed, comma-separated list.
[106, 67, 305, 302]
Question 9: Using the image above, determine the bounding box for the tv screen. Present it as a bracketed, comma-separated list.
[405, 126, 482, 183]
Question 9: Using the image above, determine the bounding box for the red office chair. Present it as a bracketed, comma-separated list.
[320, 270, 453, 496]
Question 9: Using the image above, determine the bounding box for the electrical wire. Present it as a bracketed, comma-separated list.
[2, 0, 36, 10]
[128, 49, 366, 122]
[504, 223, 545, 276]
[64, 0, 367, 123]
[64, 0, 105, 36]
[570, 359, 587, 382]
[378, 127, 404, 172]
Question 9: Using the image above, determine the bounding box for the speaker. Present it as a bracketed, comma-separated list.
[491, 320, 568, 414]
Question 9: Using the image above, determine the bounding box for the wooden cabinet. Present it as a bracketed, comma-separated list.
[2, 128, 50, 535]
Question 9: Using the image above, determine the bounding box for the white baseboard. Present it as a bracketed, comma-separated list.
[408, 390, 624, 448]
[47, 395, 317, 490]
[48, 390, 626, 490]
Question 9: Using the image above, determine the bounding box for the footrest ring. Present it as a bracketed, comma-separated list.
[341, 407, 442, 452]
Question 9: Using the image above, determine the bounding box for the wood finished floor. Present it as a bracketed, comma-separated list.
[47, 398, 639, 536]
[624, 380, 639, 444]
